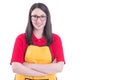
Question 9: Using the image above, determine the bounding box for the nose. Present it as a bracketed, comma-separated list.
[36, 18, 42, 22]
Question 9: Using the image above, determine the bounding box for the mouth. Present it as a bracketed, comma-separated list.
[35, 23, 42, 27]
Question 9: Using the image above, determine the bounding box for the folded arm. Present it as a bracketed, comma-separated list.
[23, 60, 64, 74]
[11, 62, 47, 76]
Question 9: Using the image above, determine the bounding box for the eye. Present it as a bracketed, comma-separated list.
[32, 15, 38, 18]
[41, 16, 45, 18]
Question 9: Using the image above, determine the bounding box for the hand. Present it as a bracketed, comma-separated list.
[23, 62, 32, 68]
[52, 59, 56, 63]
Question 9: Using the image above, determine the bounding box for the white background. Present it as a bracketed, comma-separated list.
[0, 0, 120, 80]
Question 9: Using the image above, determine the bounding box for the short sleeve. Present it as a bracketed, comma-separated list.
[50, 34, 65, 63]
[10, 34, 27, 64]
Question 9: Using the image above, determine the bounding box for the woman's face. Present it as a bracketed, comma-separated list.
[31, 8, 47, 31]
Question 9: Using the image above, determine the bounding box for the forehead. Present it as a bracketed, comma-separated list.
[31, 8, 46, 16]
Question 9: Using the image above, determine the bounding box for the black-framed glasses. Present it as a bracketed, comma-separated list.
[31, 15, 47, 21]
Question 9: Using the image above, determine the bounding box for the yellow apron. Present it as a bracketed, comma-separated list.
[15, 45, 56, 80]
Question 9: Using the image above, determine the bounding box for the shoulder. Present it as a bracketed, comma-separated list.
[15, 33, 26, 42]
[52, 33, 61, 40]
[52, 33, 63, 43]
[16, 33, 25, 39]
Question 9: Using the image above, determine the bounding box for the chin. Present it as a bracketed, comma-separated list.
[35, 27, 44, 30]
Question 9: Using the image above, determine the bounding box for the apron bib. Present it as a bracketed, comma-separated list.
[15, 45, 56, 80]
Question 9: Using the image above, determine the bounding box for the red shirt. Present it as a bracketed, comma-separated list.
[10, 33, 65, 64]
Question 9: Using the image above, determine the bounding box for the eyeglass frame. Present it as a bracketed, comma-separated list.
[31, 15, 47, 21]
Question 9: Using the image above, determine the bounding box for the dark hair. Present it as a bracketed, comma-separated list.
[25, 3, 52, 46]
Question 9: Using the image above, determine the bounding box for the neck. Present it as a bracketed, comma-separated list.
[33, 29, 43, 39]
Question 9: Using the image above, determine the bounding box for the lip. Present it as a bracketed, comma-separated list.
[35, 23, 42, 27]
[36, 25, 42, 28]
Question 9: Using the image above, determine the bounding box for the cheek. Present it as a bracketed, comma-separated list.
[44, 21, 47, 25]
[31, 21, 35, 26]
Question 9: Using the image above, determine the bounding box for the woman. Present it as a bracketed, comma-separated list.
[10, 3, 65, 80]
